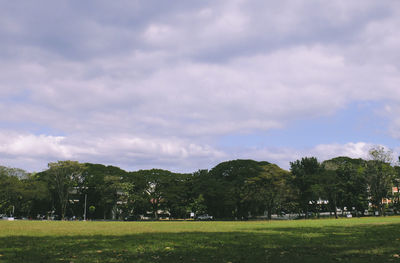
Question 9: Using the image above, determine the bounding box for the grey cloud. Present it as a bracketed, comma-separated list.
[2, 43, 400, 137]
[0, 0, 390, 62]
[1, 1, 400, 171]
[0, 0, 214, 60]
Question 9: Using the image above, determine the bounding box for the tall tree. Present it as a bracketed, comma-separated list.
[242, 164, 290, 219]
[0, 167, 22, 216]
[206, 160, 268, 219]
[322, 157, 368, 218]
[45, 161, 84, 220]
[19, 174, 50, 218]
[121, 171, 152, 220]
[161, 172, 193, 218]
[82, 163, 128, 219]
[129, 169, 177, 219]
[290, 157, 322, 219]
[366, 146, 394, 216]
[392, 159, 400, 214]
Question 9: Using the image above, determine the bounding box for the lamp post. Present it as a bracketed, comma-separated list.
[83, 194, 87, 221]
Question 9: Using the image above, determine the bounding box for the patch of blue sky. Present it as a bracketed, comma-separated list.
[0, 121, 65, 137]
[218, 101, 397, 149]
[1, 90, 31, 104]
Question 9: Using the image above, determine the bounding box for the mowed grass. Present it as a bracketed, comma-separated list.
[1, 217, 400, 262]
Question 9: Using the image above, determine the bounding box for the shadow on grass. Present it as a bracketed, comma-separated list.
[1, 224, 400, 263]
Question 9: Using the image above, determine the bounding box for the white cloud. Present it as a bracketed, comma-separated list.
[1, 1, 400, 171]
[232, 142, 378, 170]
[0, 133, 67, 158]
[0, 132, 225, 172]
[311, 142, 372, 161]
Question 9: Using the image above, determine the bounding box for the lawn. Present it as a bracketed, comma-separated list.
[1, 217, 400, 262]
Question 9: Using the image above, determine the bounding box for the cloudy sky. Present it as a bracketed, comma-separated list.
[1, 0, 400, 172]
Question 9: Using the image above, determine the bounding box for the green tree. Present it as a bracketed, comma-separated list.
[208, 160, 268, 219]
[45, 161, 84, 220]
[192, 168, 229, 219]
[19, 174, 50, 218]
[189, 194, 207, 216]
[161, 173, 193, 218]
[82, 163, 128, 219]
[120, 173, 151, 220]
[365, 146, 394, 216]
[392, 159, 400, 214]
[243, 164, 290, 219]
[0, 167, 22, 216]
[0, 167, 50, 218]
[290, 157, 322, 219]
[200, 160, 290, 219]
[128, 169, 178, 219]
[322, 157, 368, 218]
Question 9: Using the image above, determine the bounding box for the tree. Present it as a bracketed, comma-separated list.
[242, 164, 290, 219]
[322, 157, 368, 218]
[366, 146, 394, 216]
[392, 160, 400, 214]
[120, 173, 151, 220]
[0, 167, 22, 216]
[189, 194, 207, 216]
[161, 173, 193, 218]
[82, 163, 129, 219]
[290, 157, 322, 219]
[45, 161, 84, 220]
[145, 170, 169, 219]
[128, 169, 179, 219]
[206, 160, 269, 219]
[88, 205, 96, 219]
[369, 146, 393, 163]
[19, 174, 50, 218]
[192, 168, 230, 219]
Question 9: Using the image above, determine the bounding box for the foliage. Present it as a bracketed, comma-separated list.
[322, 157, 368, 217]
[392, 162, 400, 213]
[0, 167, 49, 217]
[204, 159, 272, 219]
[82, 163, 128, 219]
[43, 161, 85, 219]
[290, 157, 321, 218]
[2, 145, 400, 220]
[366, 146, 394, 215]
[0, 170, 21, 216]
[242, 163, 290, 219]
[89, 205, 96, 213]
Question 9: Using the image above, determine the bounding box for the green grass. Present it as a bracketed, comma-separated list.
[1, 217, 400, 262]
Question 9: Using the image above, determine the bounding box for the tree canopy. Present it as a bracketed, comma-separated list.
[2, 147, 400, 220]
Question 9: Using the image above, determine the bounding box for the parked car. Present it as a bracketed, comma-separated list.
[196, 214, 213, 220]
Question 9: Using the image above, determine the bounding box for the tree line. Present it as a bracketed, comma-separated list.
[1, 146, 400, 220]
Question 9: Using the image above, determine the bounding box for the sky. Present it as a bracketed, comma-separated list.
[1, 0, 400, 173]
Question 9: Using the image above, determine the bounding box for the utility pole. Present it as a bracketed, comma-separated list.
[84, 194, 87, 221]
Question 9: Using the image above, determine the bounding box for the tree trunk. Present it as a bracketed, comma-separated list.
[266, 206, 272, 220]
[153, 202, 159, 220]
[333, 199, 338, 219]
[61, 198, 68, 220]
[154, 210, 158, 220]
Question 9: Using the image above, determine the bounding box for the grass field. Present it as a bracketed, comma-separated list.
[1, 217, 400, 263]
